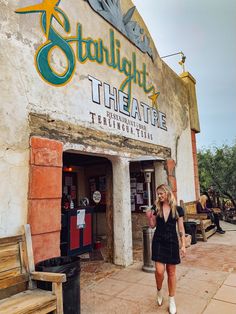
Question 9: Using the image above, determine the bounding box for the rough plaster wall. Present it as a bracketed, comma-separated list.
[154, 161, 167, 188]
[5, 0, 190, 151]
[1, 0, 190, 157]
[112, 157, 132, 266]
[0, 0, 30, 236]
[0, 0, 196, 236]
[159, 62, 190, 158]
[0, 149, 29, 236]
[175, 126, 196, 203]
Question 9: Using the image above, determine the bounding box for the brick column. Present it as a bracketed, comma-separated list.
[28, 137, 63, 264]
[165, 159, 177, 200]
[191, 131, 200, 200]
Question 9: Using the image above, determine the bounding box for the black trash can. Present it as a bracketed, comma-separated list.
[184, 221, 197, 244]
[36, 256, 80, 314]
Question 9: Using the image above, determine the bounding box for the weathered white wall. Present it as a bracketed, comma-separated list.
[0, 0, 30, 236]
[154, 161, 167, 188]
[0, 148, 29, 236]
[112, 156, 133, 266]
[0, 0, 197, 238]
[175, 126, 196, 203]
[2, 0, 191, 149]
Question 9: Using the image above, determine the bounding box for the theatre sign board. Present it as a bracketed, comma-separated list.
[15, 0, 168, 144]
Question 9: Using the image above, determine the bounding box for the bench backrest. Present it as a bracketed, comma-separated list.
[180, 200, 197, 221]
[183, 201, 197, 215]
[0, 232, 30, 300]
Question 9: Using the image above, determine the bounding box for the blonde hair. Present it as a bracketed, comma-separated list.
[225, 200, 233, 208]
[199, 195, 208, 209]
[155, 184, 178, 219]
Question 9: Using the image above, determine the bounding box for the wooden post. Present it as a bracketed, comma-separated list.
[23, 224, 37, 289]
[199, 220, 207, 242]
[106, 162, 113, 262]
[52, 282, 64, 314]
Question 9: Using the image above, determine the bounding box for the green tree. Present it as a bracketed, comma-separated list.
[197, 141, 236, 208]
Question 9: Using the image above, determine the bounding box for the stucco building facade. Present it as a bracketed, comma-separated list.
[0, 0, 200, 266]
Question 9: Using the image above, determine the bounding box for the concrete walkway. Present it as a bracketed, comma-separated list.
[81, 221, 236, 313]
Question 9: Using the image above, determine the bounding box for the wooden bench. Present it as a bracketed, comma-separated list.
[180, 200, 217, 242]
[0, 225, 66, 314]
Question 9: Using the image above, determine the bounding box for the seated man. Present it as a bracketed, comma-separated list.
[197, 195, 225, 234]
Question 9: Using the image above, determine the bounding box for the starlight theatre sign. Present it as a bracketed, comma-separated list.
[16, 0, 168, 142]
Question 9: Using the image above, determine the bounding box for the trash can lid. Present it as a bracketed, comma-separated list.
[36, 256, 80, 267]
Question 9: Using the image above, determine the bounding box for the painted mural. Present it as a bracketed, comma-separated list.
[15, 0, 169, 143]
[85, 0, 153, 58]
[15, 1, 158, 102]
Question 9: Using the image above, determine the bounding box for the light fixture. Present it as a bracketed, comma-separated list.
[63, 166, 73, 172]
[161, 51, 186, 73]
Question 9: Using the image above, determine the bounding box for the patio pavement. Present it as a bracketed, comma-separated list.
[80, 221, 236, 313]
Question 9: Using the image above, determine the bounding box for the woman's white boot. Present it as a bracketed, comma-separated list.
[169, 296, 177, 314]
[156, 289, 163, 306]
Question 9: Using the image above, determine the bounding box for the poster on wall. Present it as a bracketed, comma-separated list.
[89, 175, 106, 211]
[130, 178, 137, 188]
[130, 172, 154, 211]
[136, 183, 144, 193]
[143, 191, 148, 200]
[77, 209, 85, 229]
[136, 194, 143, 205]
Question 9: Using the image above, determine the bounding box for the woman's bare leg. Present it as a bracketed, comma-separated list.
[166, 264, 176, 296]
[155, 262, 165, 290]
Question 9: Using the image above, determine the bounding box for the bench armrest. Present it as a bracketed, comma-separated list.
[30, 271, 66, 283]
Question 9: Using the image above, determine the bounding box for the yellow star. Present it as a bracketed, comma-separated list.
[148, 92, 160, 109]
[15, 0, 63, 39]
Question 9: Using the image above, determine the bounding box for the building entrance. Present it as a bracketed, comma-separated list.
[60, 152, 112, 261]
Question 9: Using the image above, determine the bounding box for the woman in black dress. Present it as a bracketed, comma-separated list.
[146, 184, 186, 314]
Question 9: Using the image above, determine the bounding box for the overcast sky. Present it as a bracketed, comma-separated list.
[133, 0, 236, 149]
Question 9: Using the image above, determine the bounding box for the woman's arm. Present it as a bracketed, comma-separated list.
[177, 216, 186, 257]
[146, 209, 156, 228]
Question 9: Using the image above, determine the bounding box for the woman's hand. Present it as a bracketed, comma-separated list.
[146, 209, 154, 219]
[146, 209, 156, 228]
[180, 246, 186, 258]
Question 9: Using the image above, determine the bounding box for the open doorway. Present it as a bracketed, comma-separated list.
[60, 151, 113, 262]
[130, 161, 156, 262]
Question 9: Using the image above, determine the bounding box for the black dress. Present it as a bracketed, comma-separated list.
[152, 206, 184, 265]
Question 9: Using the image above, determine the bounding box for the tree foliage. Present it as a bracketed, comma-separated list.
[197, 141, 236, 207]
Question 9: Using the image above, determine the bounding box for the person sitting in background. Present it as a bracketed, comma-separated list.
[224, 200, 235, 221]
[197, 195, 225, 234]
[224, 200, 234, 212]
